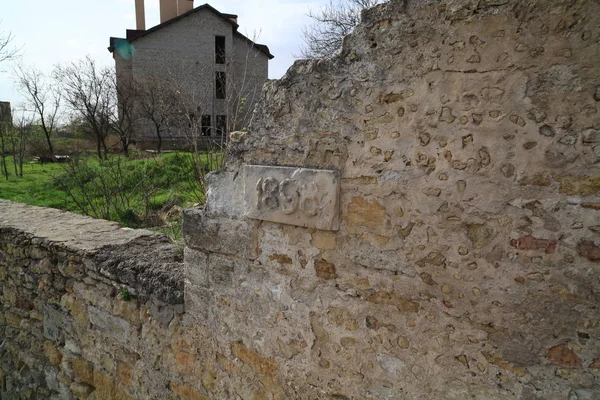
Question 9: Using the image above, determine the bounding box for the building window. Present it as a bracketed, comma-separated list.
[201, 115, 211, 136]
[215, 36, 225, 64]
[216, 72, 226, 99]
[216, 115, 227, 136]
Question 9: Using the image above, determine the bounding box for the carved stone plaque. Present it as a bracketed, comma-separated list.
[243, 165, 340, 231]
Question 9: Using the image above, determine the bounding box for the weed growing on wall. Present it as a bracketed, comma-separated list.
[119, 287, 132, 302]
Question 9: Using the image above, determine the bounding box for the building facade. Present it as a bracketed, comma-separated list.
[109, 1, 273, 150]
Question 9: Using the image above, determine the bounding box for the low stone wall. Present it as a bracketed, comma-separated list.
[2, 0, 600, 399]
[0, 200, 187, 399]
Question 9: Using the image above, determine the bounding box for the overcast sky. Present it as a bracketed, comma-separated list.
[0, 0, 326, 108]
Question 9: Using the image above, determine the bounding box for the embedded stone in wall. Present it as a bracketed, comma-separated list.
[43, 305, 73, 343]
[243, 165, 340, 231]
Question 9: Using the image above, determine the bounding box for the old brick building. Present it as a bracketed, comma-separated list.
[109, 0, 273, 149]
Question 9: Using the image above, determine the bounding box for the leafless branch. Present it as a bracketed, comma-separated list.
[13, 63, 61, 157]
[135, 76, 180, 154]
[0, 21, 21, 65]
[54, 56, 114, 160]
[110, 72, 139, 156]
[299, 0, 382, 59]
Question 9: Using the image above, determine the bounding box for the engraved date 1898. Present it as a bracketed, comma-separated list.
[256, 177, 319, 216]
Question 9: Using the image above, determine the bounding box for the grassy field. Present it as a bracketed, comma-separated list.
[0, 161, 71, 209]
[0, 152, 219, 242]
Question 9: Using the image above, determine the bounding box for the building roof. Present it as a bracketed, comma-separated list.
[108, 3, 273, 59]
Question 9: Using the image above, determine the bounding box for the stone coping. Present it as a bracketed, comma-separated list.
[0, 200, 184, 304]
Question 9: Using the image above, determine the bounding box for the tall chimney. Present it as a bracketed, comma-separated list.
[178, 0, 194, 15]
[135, 0, 146, 30]
[160, 0, 178, 23]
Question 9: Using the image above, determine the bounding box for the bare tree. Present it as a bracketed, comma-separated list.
[167, 78, 222, 202]
[136, 77, 179, 154]
[166, 34, 269, 199]
[227, 33, 269, 134]
[299, 0, 381, 59]
[0, 102, 11, 179]
[0, 21, 20, 66]
[10, 108, 32, 177]
[168, 32, 267, 142]
[0, 134, 9, 179]
[14, 64, 61, 157]
[110, 72, 138, 156]
[55, 56, 114, 160]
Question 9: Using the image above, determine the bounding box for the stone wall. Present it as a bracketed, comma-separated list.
[0, 200, 188, 399]
[2, 0, 600, 399]
[182, 0, 600, 399]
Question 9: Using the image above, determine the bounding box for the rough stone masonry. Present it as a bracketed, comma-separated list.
[0, 201, 186, 399]
[183, 0, 600, 398]
[1, 0, 600, 399]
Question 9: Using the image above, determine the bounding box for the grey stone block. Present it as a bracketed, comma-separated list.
[207, 253, 238, 286]
[87, 306, 131, 344]
[184, 247, 208, 287]
[44, 367, 60, 392]
[184, 283, 212, 321]
[149, 300, 175, 327]
[182, 207, 259, 260]
[43, 305, 73, 344]
[205, 170, 245, 217]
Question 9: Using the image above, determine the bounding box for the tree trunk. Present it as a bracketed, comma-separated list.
[95, 135, 103, 159]
[0, 136, 8, 180]
[18, 135, 24, 177]
[12, 153, 18, 176]
[155, 124, 163, 154]
[101, 137, 109, 160]
[122, 137, 130, 157]
[44, 132, 54, 157]
[1, 157, 8, 180]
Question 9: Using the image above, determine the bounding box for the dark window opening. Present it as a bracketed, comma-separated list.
[215, 36, 226, 64]
[201, 115, 211, 136]
[216, 72, 226, 99]
[216, 115, 227, 136]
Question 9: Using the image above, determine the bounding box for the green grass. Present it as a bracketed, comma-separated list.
[0, 161, 73, 210]
[0, 152, 221, 242]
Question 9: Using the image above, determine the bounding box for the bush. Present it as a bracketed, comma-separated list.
[51, 152, 216, 228]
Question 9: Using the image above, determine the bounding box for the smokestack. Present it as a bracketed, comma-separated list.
[135, 0, 146, 30]
[178, 0, 194, 15]
[160, 0, 178, 23]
